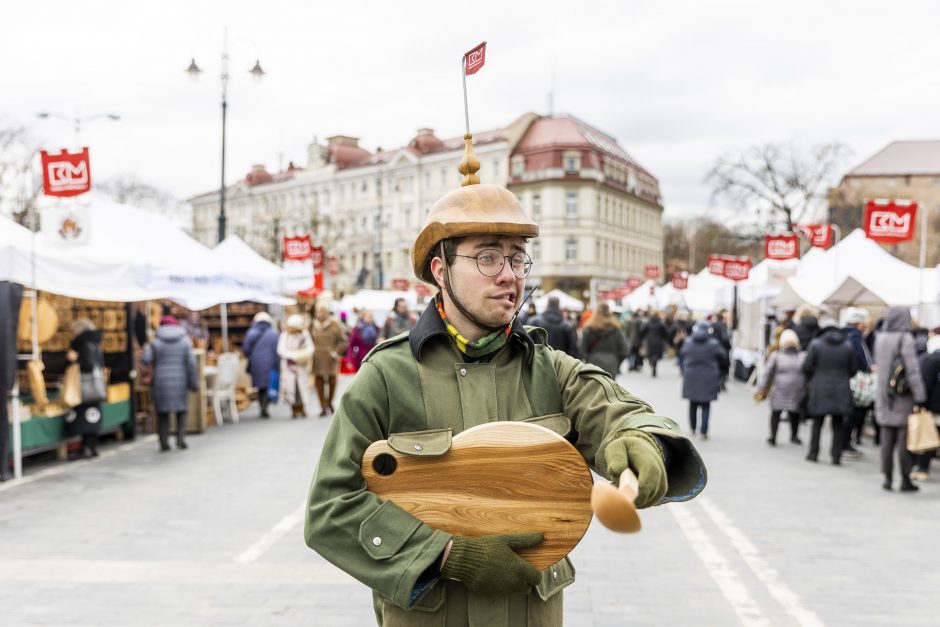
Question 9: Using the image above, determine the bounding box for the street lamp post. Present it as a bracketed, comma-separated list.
[36, 111, 121, 148]
[375, 172, 384, 289]
[186, 30, 265, 245]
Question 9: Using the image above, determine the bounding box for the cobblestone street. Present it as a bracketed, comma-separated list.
[1, 361, 937, 626]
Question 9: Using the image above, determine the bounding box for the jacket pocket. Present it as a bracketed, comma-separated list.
[388, 428, 452, 456]
[358, 501, 421, 560]
[522, 413, 571, 437]
[535, 557, 576, 601]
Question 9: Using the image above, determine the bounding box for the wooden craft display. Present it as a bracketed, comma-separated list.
[361, 421, 593, 570]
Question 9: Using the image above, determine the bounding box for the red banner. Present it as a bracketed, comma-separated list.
[864, 200, 917, 243]
[764, 234, 799, 260]
[643, 264, 661, 280]
[707, 255, 726, 276]
[283, 235, 312, 261]
[415, 283, 432, 298]
[311, 245, 324, 271]
[798, 224, 832, 248]
[391, 278, 409, 291]
[671, 272, 688, 289]
[327, 256, 339, 276]
[40, 148, 91, 197]
[723, 257, 752, 281]
[463, 41, 487, 75]
[626, 276, 643, 290]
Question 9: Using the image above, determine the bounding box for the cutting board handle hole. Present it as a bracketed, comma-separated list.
[372, 453, 398, 476]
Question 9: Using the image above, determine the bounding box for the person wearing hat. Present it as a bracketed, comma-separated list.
[840, 307, 872, 454]
[679, 320, 729, 440]
[277, 314, 314, 418]
[756, 329, 806, 445]
[66, 318, 106, 459]
[142, 315, 197, 452]
[243, 311, 280, 418]
[801, 317, 858, 465]
[304, 177, 707, 626]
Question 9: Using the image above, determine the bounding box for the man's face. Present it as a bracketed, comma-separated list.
[432, 234, 527, 337]
[316, 307, 329, 321]
[395, 301, 408, 315]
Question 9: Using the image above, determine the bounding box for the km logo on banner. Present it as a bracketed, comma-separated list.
[764, 234, 799, 260]
[864, 199, 917, 243]
[41, 148, 91, 197]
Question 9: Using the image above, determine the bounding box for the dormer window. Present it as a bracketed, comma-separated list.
[563, 151, 581, 174]
[511, 156, 525, 177]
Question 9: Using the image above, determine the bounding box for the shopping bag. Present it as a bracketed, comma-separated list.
[850, 371, 875, 408]
[907, 409, 940, 454]
[267, 370, 280, 403]
[62, 363, 82, 407]
[340, 356, 357, 374]
[80, 366, 107, 404]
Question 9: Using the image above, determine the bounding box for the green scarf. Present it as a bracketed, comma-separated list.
[435, 297, 511, 359]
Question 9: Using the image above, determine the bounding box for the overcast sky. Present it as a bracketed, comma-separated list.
[4, 0, 940, 221]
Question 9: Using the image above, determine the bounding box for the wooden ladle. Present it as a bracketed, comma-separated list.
[591, 469, 642, 533]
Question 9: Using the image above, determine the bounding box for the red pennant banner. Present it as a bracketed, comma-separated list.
[798, 224, 833, 249]
[283, 235, 312, 261]
[626, 276, 644, 290]
[764, 234, 799, 260]
[643, 264, 661, 280]
[311, 245, 324, 271]
[40, 148, 91, 197]
[707, 255, 726, 276]
[671, 273, 688, 290]
[463, 42, 487, 75]
[864, 200, 917, 243]
[327, 256, 339, 276]
[391, 278, 410, 291]
[723, 257, 752, 281]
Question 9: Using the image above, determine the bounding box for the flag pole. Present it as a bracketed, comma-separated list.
[462, 57, 470, 136]
[459, 50, 480, 187]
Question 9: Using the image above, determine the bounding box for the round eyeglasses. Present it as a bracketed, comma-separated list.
[453, 249, 533, 279]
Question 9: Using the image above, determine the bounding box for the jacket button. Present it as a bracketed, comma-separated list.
[414, 443, 423, 451]
[552, 571, 558, 580]
[372, 537, 382, 546]
[459, 368, 467, 377]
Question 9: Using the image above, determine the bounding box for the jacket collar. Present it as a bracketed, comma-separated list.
[409, 297, 536, 364]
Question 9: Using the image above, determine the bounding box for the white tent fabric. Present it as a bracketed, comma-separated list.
[208, 235, 294, 307]
[534, 288, 584, 312]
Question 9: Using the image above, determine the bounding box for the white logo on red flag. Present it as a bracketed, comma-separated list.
[283, 235, 312, 261]
[643, 264, 661, 280]
[707, 255, 726, 276]
[798, 224, 832, 248]
[327, 256, 339, 276]
[671, 273, 688, 290]
[41, 148, 91, 197]
[464, 42, 487, 76]
[626, 276, 643, 290]
[764, 234, 799, 260]
[864, 200, 917, 243]
[311, 245, 324, 271]
[723, 257, 752, 281]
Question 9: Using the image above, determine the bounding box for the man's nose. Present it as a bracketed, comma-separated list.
[494, 256, 516, 282]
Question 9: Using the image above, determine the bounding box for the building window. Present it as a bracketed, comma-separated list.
[511, 156, 525, 177]
[566, 192, 578, 224]
[566, 238, 577, 262]
[532, 194, 541, 218]
[885, 178, 897, 187]
[440, 168, 448, 186]
[565, 157, 578, 174]
[532, 240, 541, 261]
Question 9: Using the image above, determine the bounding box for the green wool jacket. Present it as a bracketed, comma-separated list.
[305, 305, 707, 627]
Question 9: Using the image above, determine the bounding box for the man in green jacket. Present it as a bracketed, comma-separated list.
[305, 182, 707, 626]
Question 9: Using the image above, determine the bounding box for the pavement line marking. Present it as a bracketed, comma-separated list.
[0, 434, 157, 493]
[668, 503, 772, 627]
[234, 502, 307, 564]
[698, 496, 825, 627]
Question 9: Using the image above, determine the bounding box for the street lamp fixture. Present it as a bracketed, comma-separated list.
[36, 111, 121, 147]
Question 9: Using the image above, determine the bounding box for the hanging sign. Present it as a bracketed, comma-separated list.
[643, 264, 661, 280]
[707, 255, 726, 276]
[671, 272, 688, 290]
[463, 41, 487, 75]
[764, 234, 799, 260]
[864, 199, 917, 243]
[723, 257, 752, 281]
[40, 148, 91, 197]
[328, 256, 339, 276]
[391, 278, 409, 291]
[626, 276, 644, 290]
[42, 204, 91, 245]
[798, 224, 833, 249]
[311, 245, 324, 271]
[283, 235, 312, 261]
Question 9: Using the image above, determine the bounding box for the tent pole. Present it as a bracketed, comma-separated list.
[918, 202, 927, 323]
[221, 303, 229, 353]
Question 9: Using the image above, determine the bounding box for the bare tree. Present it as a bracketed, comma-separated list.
[0, 121, 42, 228]
[706, 142, 850, 232]
[97, 173, 177, 209]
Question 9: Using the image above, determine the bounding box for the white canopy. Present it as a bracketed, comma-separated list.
[534, 288, 584, 312]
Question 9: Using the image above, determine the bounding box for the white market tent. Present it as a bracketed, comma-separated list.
[209, 235, 292, 306]
[534, 288, 584, 312]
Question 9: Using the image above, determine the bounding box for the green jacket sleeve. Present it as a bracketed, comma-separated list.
[552, 351, 707, 503]
[304, 361, 451, 609]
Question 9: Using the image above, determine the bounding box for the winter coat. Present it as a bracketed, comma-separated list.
[624, 316, 646, 350]
[528, 309, 579, 358]
[801, 327, 858, 417]
[580, 324, 629, 378]
[874, 307, 927, 427]
[679, 327, 729, 402]
[278, 330, 314, 413]
[304, 303, 707, 627]
[919, 347, 940, 414]
[346, 323, 380, 370]
[793, 316, 819, 351]
[757, 347, 806, 412]
[68, 329, 105, 435]
[243, 321, 280, 390]
[841, 326, 871, 373]
[311, 318, 347, 377]
[142, 325, 197, 413]
[382, 312, 415, 340]
[644, 316, 668, 362]
[712, 320, 732, 352]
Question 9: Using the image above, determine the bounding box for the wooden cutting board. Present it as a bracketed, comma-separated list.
[361, 421, 593, 570]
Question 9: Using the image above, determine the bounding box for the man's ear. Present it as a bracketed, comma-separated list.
[430, 256, 447, 289]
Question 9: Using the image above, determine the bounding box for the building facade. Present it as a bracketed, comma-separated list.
[189, 112, 664, 298]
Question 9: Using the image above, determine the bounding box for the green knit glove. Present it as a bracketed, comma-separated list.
[604, 429, 668, 509]
[440, 532, 544, 597]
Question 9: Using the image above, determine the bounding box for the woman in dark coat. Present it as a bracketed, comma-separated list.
[643, 313, 669, 377]
[243, 311, 280, 418]
[801, 318, 858, 465]
[66, 319, 105, 459]
[756, 329, 806, 445]
[679, 321, 729, 439]
[580, 303, 629, 378]
[142, 315, 197, 452]
[345, 310, 380, 371]
[912, 333, 940, 481]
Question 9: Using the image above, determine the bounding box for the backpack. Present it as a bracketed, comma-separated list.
[887, 335, 909, 396]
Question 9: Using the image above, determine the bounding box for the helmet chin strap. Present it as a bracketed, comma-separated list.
[439, 241, 504, 333]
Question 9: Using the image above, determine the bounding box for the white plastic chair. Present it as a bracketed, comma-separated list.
[208, 352, 241, 425]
